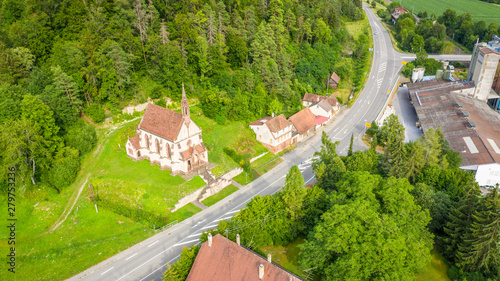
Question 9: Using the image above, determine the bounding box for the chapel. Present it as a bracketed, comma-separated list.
[126, 85, 208, 174]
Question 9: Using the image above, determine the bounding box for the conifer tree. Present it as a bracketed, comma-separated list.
[442, 187, 481, 262]
[456, 189, 500, 272]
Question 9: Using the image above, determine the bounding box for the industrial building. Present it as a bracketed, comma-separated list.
[408, 79, 500, 187]
[467, 36, 500, 109]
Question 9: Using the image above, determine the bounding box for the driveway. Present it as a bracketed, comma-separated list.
[392, 86, 422, 142]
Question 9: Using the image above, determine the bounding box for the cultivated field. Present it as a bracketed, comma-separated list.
[400, 0, 500, 25]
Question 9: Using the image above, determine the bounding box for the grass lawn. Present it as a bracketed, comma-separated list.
[189, 106, 268, 176]
[345, 16, 370, 40]
[400, 0, 500, 25]
[233, 152, 284, 185]
[259, 239, 311, 279]
[201, 184, 239, 207]
[416, 248, 451, 281]
[168, 203, 203, 223]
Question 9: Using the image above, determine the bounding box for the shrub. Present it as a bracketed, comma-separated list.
[65, 123, 97, 156]
[85, 104, 106, 123]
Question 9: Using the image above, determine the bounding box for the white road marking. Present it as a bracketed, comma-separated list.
[305, 176, 315, 185]
[148, 241, 159, 248]
[199, 224, 219, 231]
[174, 239, 200, 247]
[187, 232, 201, 238]
[225, 210, 240, 215]
[125, 253, 137, 261]
[101, 267, 114, 275]
[213, 216, 232, 222]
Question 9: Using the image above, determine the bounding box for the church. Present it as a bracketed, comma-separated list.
[126, 85, 208, 175]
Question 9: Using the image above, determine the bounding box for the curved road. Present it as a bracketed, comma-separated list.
[69, 4, 468, 281]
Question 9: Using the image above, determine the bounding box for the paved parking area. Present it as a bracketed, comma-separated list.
[392, 86, 423, 142]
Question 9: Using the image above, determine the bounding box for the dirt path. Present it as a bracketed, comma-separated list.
[46, 117, 141, 233]
[48, 176, 89, 232]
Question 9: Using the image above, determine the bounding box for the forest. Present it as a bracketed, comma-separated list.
[377, 2, 500, 53]
[0, 0, 369, 193]
[166, 115, 500, 281]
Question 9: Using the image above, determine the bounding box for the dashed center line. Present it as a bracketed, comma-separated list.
[101, 267, 114, 275]
[147, 241, 159, 248]
[125, 253, 138, 261]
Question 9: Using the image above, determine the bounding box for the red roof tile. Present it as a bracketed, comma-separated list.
[186, 234, 303, 281]
[289, 108, 316, 135]
[316, 100, 333, 112]
[329, 72, 341, 84]
[139, 103, 183, 141]
[129, 135, 140, 149]
[265, 114, 292, 133]
[303, 93, 328, 104]
[195, 144, 205, 153]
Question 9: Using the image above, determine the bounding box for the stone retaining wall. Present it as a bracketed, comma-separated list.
[170, 186, 205, 212]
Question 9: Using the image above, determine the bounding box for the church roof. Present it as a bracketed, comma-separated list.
[129, 135, 140, 149]
[186, 234, 303, 281]
[182, 145, 205, 160]
[289, 108, 316, 135]
[139, 103, 184, 142]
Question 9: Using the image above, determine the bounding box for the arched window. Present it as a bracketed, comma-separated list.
[145, 135, 149, 148]
[156, 139, 160, 154]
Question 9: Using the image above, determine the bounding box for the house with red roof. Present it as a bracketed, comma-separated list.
[289, 107, 317, 143]
[249, 114, 293, 153]
[391, 7, 409, 24]
[186, 234, 303, 281]
[125, 84, 208, 175]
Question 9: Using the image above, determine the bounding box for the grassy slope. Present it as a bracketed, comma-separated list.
[201, 184, 239, 207]
[233, 152, 284, 185]
[0, 105, 269, 280]
[401, 0, 500, 25]
[189, 105, 268, 177]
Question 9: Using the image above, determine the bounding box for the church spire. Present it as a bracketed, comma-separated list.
[181, 83, 191, 127]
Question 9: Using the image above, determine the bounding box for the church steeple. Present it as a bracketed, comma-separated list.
[181, 83, 191, 127]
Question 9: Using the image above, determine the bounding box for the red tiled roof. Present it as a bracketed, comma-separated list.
[129, 135, 140, 149]
[182, 146, 194, 159]
[265, 114, 292, 133]
[289, 108, 316, 135]
[303, 93, 328, 103]
[328, 94, 339, 107]
[314, 115, 329, 125]
[186, 234, 303, 281]
[195, 144, 204, 153]
[249, 116, 272, 126]
[139, 103, 184, 141]
[329, 72, 341, 84]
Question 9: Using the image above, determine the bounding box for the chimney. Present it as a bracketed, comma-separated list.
[236, 234, 240, 246]
[259, 264, 264, 279]
[208, 233, 212, 247]
[267, 254, 272, 263]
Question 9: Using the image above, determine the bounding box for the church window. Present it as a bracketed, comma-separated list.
[156, 139, 160, 154]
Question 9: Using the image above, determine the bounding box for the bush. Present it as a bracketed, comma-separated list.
[65, 123, 97, 156]
[42, 147, 81, 193]
[85, 104, 106, 123]
[97, 199, 169, 228]
[214, 114, 226, 125]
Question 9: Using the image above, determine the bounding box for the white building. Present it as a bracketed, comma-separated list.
[249, 115, 293, 154]
[309, 100, 334, 120]
[126, 85, 208, 175]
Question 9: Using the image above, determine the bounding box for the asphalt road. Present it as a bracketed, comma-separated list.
[69, 4, 467, 281]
